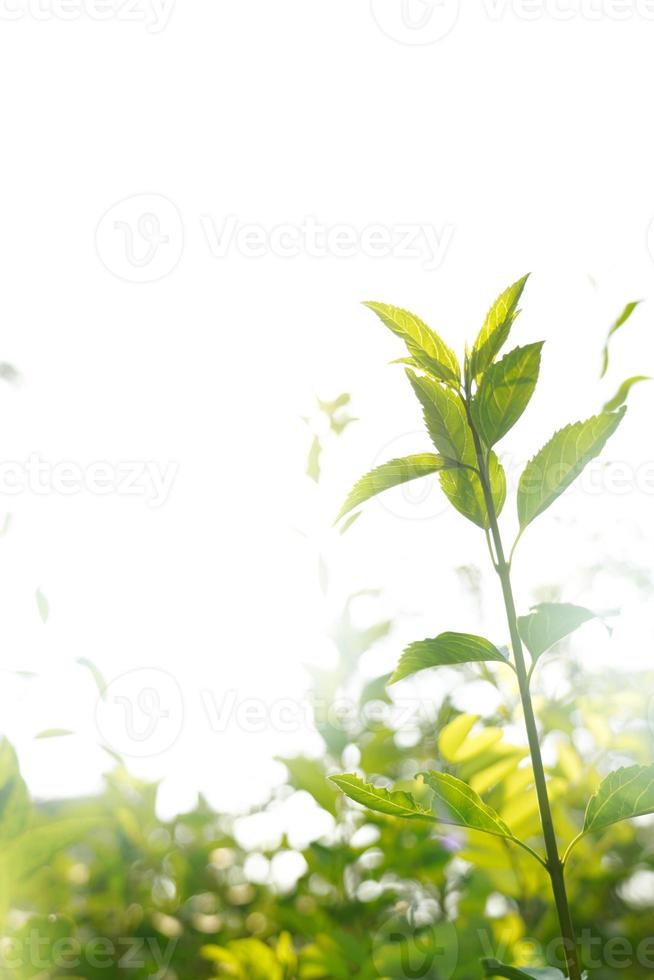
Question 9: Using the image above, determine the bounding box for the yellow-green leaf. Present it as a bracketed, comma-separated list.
[364, 301, 460, 385]
[469, 275, 530, 380]
[517, 602, 597, 661]
[406, 370, 474, 463]
[600, 300, 642, 378]
[419, 770, 513, 840]
[517, 409, 626, 529]
[336, 454, 457, 523]
[329, 773, 433, 820]
[390, 632, 508, 685]
[602, 374, 650, 412]
[440, 450, 506, 528]
[584, 764, 654, 835]
[472, 342, 543, 446]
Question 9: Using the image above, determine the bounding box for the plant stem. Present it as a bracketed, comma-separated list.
[463, 407, 582, 980]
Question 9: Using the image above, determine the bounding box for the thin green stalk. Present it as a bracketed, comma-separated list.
[463, 398, 582, 980]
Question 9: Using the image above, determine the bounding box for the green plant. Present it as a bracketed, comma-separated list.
[331, 276, 654, 980]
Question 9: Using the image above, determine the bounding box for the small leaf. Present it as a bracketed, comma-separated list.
[600, 300, 642, 378]
[517, 603, 597, 661]
[306, 435, 321, 482]
[35, 729, 74, 739]
[364, 302, 460, 385]
[338, 511, 361, 535]
[77, 657, 107, 699]
[330, 773, 433, 820]
[602, 375, 650, 412]
[482, 959, 566, 980]
[419, 770, 513, 840]
[517, 409, 626, 529]
[472, 342, 543, 446]
[35, 589, 49, 624]
[390, 632, 507, 685]
[469, 275, 530, 380]
[406, 370, 474, 463]
[584, 764, 654, 835]
[336, 454, 458, 523]
[440, 451, 506, 528]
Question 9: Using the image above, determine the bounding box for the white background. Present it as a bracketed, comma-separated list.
[1, 0, 653, 818]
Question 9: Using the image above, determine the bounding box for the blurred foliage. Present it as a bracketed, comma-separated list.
[1, 372, 654, 979]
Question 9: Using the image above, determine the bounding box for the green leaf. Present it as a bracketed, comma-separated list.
[584, 764, 654, 835]
[419, 771, 513, 840]
[517, 603, 597, 661]
[472, 342, 543, 446]
[482, 959, 566, 979]
[406, 370, 474, 463]
[329, 773, 433, 820]
[517, 409, 626, 529]
[440, 450, 506, 528]
[306, 435, 321, 482]
[390, 632, 508, 684]
[469, 275, 530, 380]
[35, 729, 74, 739]
[336, 454, 457, 523]
[600, 300, 642, 377]
[0, 740, 29, 843]
[364, 301, 460, 385]
[77, 657, 108, 699]
[602, 374, 650, 412]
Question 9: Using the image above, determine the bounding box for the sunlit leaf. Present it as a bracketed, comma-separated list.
[583, 764, 654, 835]
[364, 301, 460, 385]
[0, 740, 29, 843]
[35, 729, 74, 739]
[77, 657, 107, 700]
[390, 632, 507, 685]
[602, 375, 650, 412]
[338, 511, 361, 535]
[406, 369, 474, 462]
[517, 409, 626, 529]
[419, 771, 513, 840]
[440, 451, 506, 528]
[600, 300, 642, 377]
[336, 454, 458, 523]
[517, 603, 597, 662]
[306, 435, 321, 482]
[472, 342, 543, 446]
[469, 275, 530, 380]
[439, 713, 478, 760]
[329, 773, 433, 820]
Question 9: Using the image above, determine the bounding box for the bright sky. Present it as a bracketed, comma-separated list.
[0, 0, 653, 819]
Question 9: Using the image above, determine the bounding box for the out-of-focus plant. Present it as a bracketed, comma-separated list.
[331, 277, 654, 979]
